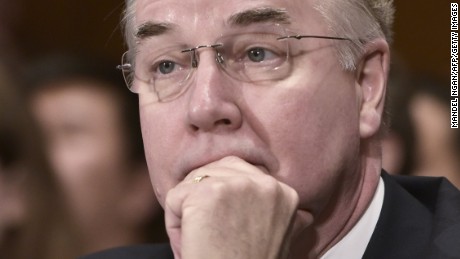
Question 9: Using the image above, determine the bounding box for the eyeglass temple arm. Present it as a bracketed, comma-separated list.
[277, 35, 352, 41]
[116, 63, 132, 71]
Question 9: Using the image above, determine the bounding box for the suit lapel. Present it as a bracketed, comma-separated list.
[362, 173, 433, 259]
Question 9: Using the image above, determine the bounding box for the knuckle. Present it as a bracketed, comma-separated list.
[164, 188, 177, 207]
[260, 176, 280, 192]
[220, 155, 242, 164]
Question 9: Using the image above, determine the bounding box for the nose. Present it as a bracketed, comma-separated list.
[186, 51, 242, 133]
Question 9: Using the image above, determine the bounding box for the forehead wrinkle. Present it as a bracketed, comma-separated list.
[135, 22, 176, 40]
[227, 6, 291, 26]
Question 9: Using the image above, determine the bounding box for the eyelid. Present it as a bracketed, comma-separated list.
[151, 58, 188, 73]
[230, 38, 286, 54]
[147, 49, 189, 65]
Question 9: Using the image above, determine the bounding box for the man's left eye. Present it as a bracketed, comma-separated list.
[247, 48, 268, 62]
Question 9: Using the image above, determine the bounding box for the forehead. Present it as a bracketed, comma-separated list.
[134, 0, 326, 36]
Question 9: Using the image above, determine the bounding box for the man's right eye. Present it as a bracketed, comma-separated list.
[158, 61, 176, 74]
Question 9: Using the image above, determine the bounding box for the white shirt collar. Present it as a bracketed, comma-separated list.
[320, 177, 385, 259]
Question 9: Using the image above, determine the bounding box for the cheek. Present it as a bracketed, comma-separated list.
[140, 105, 182, 204]
[272, 109, 359, 212]
[252, 71, 360, 211]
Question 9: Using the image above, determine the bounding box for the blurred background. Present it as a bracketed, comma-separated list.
[0, 0, 459, 258]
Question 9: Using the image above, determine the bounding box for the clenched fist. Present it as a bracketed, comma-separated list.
[164, 156, 303, 259]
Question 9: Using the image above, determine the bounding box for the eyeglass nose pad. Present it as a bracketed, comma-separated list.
[191, 50, 198, 68]
[215, 52, 224, 64]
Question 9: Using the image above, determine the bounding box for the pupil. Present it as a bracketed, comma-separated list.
[159, 61, 175, 74]
[248, 48, 265, 62]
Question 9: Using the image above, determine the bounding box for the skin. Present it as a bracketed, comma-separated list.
[134, 0, 389, 258]
[32, 82, 156, 253]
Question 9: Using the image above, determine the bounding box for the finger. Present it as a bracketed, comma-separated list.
[183, 156, 265, 182]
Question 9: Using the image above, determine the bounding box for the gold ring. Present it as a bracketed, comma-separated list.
[193, 175, 210, 183]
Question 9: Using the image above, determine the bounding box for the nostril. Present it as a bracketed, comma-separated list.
[218, 119, 232, 125]
[190, 118, 233, 132]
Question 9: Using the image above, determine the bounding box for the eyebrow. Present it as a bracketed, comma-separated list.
[135, 22, 174, 40]
[134, 7, 290, 40]
[228, 7, 291, 26]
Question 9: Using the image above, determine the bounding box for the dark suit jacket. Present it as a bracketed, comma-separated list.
[363, 172, 460, 258]
[80, 172, 460, 259]
[80, 244, 174, 259]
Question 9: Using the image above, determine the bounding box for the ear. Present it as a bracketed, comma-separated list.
[356, 39, 390, 139]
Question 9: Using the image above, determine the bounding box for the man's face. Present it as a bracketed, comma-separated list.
[136, 0, 363, 218]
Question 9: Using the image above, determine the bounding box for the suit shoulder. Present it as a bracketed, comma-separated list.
[390, 174, 460, 216]
[384, 173, 460, 258]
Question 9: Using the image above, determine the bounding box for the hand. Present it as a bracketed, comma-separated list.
[164, 156, 301, 259]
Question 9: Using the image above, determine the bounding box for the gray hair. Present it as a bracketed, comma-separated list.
[122, 0, 137, 51]
[315, 0, 394, 70]
[121, 0, 394, 71]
